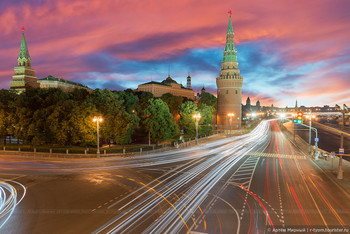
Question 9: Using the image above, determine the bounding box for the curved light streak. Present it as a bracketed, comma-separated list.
[0, 179, 26, 230]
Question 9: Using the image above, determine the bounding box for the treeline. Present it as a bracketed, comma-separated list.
[0, 88, 217, 146]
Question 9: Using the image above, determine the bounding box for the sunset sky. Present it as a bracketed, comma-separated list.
[0, 0, 349, 107]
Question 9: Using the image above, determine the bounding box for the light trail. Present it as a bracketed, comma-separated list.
[94, 120, 272, 233]
[0, 179, 26, 229]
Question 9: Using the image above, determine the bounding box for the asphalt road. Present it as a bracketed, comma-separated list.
[0, 120, 349, 233]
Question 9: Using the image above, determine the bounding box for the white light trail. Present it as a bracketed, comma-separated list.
[0, 179, 26, 230]
[94, 120, 271, 233]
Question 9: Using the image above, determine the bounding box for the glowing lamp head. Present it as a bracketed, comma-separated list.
[280, 113, 286, 118]
[227, 113, 234, 117]
[193, 113, 201, 120]
[93, 116, 103, 122]
[251, 113, 257, 117]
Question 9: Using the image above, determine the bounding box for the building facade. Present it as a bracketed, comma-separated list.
[10, 31, 40, 92]
[38, 75, 92, 93]
[216, 15, 243, 129]
[137, 76, 195, 100]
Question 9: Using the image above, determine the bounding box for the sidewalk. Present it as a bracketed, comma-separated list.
[283, 121, 350, 196]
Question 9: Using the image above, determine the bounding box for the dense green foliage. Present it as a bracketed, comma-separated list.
[142, 99, 178, 144]
[0, 88, 216, 146]
[198, 104, 214, 135]
[179, 101, 214, 137]
[198, 92, 217, 112]
[179, 101, 198, 137]
[160, 93, 183, 116]
[0, 88, 138, 146]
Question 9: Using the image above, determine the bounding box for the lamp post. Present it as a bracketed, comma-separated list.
[335, 104, 348, 179]
[93, 116, 103, 158]
[193, 113, 201, 145]
[306, 112, 316, 154]
[335, 104, 349, 130]
[227, 113, 234, 137]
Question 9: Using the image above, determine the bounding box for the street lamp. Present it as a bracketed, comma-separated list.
[335, 104, 349, 179]
[227, 113, 234, 137]
[193, 113, 201, 145]
[305, 113, 316, 155]
[335, 104, 349, 130]
[93, 116, 103, 158]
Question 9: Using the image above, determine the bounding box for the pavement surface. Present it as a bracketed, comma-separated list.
[0, 120, 349, 233]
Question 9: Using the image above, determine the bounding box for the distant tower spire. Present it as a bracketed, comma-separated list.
[18, 30, 31, 66]
[10, 28, 39, 92]
[295, 100, 298, 112]
[216, 11, 243, 130]
[187, 73, 191, 89]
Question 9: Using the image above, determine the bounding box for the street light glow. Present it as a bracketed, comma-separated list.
[93, 116, 103, 122]
[227, 113, 234, 117]
[93, 116, 103, 158]
[193, 113, 201, 144]
[193, 113, 201, 119]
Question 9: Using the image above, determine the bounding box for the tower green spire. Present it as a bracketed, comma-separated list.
[222, 15, 237, 63]
[227, 15, 233, 33]
[18, 32, 31, 61]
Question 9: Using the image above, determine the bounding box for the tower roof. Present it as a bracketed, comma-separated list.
[227, 15, 233, 33]
[222, 14, 237, 63]
[18, 32, 31, 61]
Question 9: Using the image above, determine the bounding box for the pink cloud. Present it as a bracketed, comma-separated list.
[0, 0, 349, 106]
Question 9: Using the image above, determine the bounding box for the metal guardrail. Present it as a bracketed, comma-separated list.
[0, 132, 225, 159]
[313, 121, 350, 137]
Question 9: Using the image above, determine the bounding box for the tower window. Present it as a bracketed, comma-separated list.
[236, 90, 238, 94]
[226, 90, 228, 94]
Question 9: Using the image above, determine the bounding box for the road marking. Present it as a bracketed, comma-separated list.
[212, 194, 240, 234]
[294, 157, 329, 229]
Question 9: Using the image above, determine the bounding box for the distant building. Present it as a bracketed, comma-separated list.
[10, 30, 40, 93]
[10, 29, 91, 93]
[38, 75, 92, 93]
[243, 97, 262, 114]
[137, 75, 195, 100]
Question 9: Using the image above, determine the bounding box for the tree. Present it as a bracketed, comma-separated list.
[0, 89, 17, 143]
[160, 93, 183, 116]
[88, 89, 139, 145]
[115, 89, 139, 114]
[47, 100, 97, 146]
[198, 104, 214, 135]
[179, 101, 198, 137]
[198, 92, 217, 112]
[135, 91, 154, 114]
[142, 99, 178, 145]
